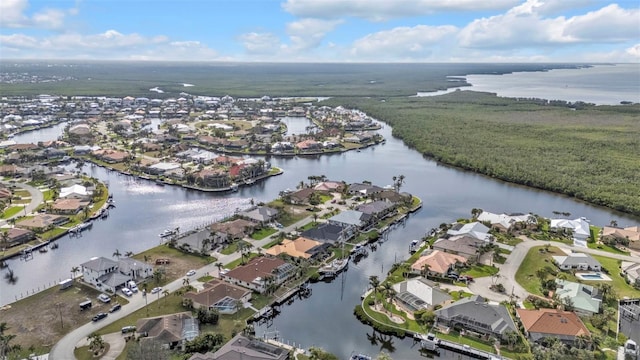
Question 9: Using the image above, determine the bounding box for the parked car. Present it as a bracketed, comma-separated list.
[186, 270, 196, 277]
[128, 281, 139, 293]
[447, 273, 460, 280]
[121, 325, 136, 334]
[97, 293, 111, 303]
[121, 288, 133, 297]
[151, 287, 162, 294]
[458, 275, 474, 282]
[92, 312, 108, 322]
[109, 304, 121, 313]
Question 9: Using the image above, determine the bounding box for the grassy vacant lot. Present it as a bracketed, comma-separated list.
[132, 245, 215, 287]
[590, 255, 640, 298]
[515, 246, 567, 295]
[328, 92, 640, 216]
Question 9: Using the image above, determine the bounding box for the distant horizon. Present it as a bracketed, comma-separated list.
[1, 1, 638, 63]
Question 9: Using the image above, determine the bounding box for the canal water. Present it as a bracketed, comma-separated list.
[3, 116, 638, 359]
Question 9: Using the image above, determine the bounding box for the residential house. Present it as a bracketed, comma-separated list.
[210, 219, 256, 242]
[356, 200, 395, 221]
[92, 149, 129, 163]
[619, 298, 640, 344]
[435, 295, 517, 340]
[288, 188, 315, 204]
[196, 169, 230, 189]
[220, 256, 295, 293]
[477, 211, 535, 232]
[146, 162, 181, 176]
[411, 250, 467, 276]
[295, 139, 321, 152]
[301, 223, 349, 244]
[189, 333, 289, 360]
[16, 213, 69, 231]
[80, 256, 153, 293]
[59, 184, 92, 200]
[373, 189, 412, 205]
[447, 222, 492, 242]
[313, 181, 345, 193]
[622, 262, 640, 288]
[1, 228, 35, 247]
[550, 217, 591, 247]
[240, 206, 279, 225]
[392, 277, 452, 314]
[265, 237, 326, 259]
[552, 253, 602, 271]
[348, 183, 385, 196]
[184, 279, 251, 314]
[603, 226, 640, 250]
[516, 308, 590, 345]
[136, 312, 199, 349]
[432, 235, 483, 261]
[554, 279, 602, 315]
[327, 210, 370, 237]
[51, 198, 90, 215]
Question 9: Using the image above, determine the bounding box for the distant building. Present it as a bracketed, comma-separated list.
[220, 256, 295, 293]
[136, 312, 199, 349]
[80, 256, 153, 293]
[550, 217, 591, 247]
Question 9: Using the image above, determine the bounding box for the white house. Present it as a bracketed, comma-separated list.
[550, 217, 591, 247]
[80, 256, 153, 293]
[59, 184, 92, 200]
[477, 211, 535, 231]
[552, 253, 602, 271]
[447, 222, 492, 242]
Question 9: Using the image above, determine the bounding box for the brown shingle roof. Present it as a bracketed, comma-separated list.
[517, 308, 590, 337]
[184, 279, 250, 308]
[265, 237, 322, 259]
[225, 257, 286, 284]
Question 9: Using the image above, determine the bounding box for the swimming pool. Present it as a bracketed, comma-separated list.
[575, 272, 613, 281]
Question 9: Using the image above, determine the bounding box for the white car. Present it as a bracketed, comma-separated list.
[121, 288, 133, 297]
[186, 270, 196, 277]
[151, 287, 162, 294]
[97, 293, 111, 303]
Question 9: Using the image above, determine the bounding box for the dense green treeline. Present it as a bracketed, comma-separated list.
[327, 91, 640, 216]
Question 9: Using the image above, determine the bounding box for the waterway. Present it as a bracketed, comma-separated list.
[3, 116, 639, 359]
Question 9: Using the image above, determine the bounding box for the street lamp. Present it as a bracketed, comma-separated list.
[56, 302, 63, 329]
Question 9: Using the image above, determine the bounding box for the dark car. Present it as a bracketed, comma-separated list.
[447, 273, 459, 280]
[92, 312, 108, 322]
[109, 304, 121, 313]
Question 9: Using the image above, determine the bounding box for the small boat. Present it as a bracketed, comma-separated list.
[409, 239, 420, 254]
[230, 184, 239, 192]
[318, 258, 348, 277]
[70, 222, 93, 234]
[350, 353, 372, 360]
[159, 229, 178, 238]
[39, 247, 48, 253]
[50, 243, 59, 250]
[350, 244, 368, 257]
[155, 179, 165, 186]
[418, 333, 440, 351]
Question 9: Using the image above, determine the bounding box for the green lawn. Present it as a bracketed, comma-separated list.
[515, 246, 568, 296]
[250, 228, 277, 240]
[1, 206, 24, 219]
[434, 330, 496, 354]
[462, 264, 499, 278]
[220, 242, 240, 255]
[225, 253, 259, 269]
[588, 242, 630, 255]
[589, 255, 640, 298]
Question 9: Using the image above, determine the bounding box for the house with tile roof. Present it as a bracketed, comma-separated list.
[136, 312, 199, 349]
[603, 226, 640, 250]
[264, 237, 325, 259]
[432, 235, 483, 261]
[59, 184, 92, 200]
[516, 308, 590, 345]
[210, 219, 256, 241]
[393, 277, 452, 314]
[240, 206, 279, 225]
[550, 217, 591, 247]
[554, 279, 602, 315]
[477, 211, 535, 232]
[552, 252, 601, 271]
[184, 279, 251, 314]
[220, 256, 295, 293]
[435, 295, 517, 340]
[411, 250, 467, 276]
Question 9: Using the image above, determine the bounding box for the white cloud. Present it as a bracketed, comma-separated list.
[0, 0, 77, 29]
[0, 30, 218, 61]
[627, 44, 640, 58]
[458, 1, 640, 49]
[350, 25, 457, 59]
[286, 18, 342, 50]
[239, 32, 282, 55]
[282, 0, 519, 21]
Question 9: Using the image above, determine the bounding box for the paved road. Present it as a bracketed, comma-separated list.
[74, 332, 126, 360]
[0, 180, 44, 224]
[469, 237, 640, 303]
[50, 203, 329, 359]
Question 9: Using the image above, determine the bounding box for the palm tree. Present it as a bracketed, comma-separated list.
[70, 266, 80, 280]
[87, 333, 105, 354]
[369, 275, 380, 305]
[215, 262, 223, 273]
[421, 263, 431, 278]
[609, 220, 618, 228]
[112, 249, 121, 259]
[124, 251, 134, 257]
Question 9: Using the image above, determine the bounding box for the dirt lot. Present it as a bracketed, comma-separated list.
[1, 245, 212, 352]
[1, 281, 123, 351]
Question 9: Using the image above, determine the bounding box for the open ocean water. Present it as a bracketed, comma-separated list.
[464, 63, 640, 105]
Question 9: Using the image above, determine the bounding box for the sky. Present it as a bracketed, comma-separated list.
[0, 0, 639, 62]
